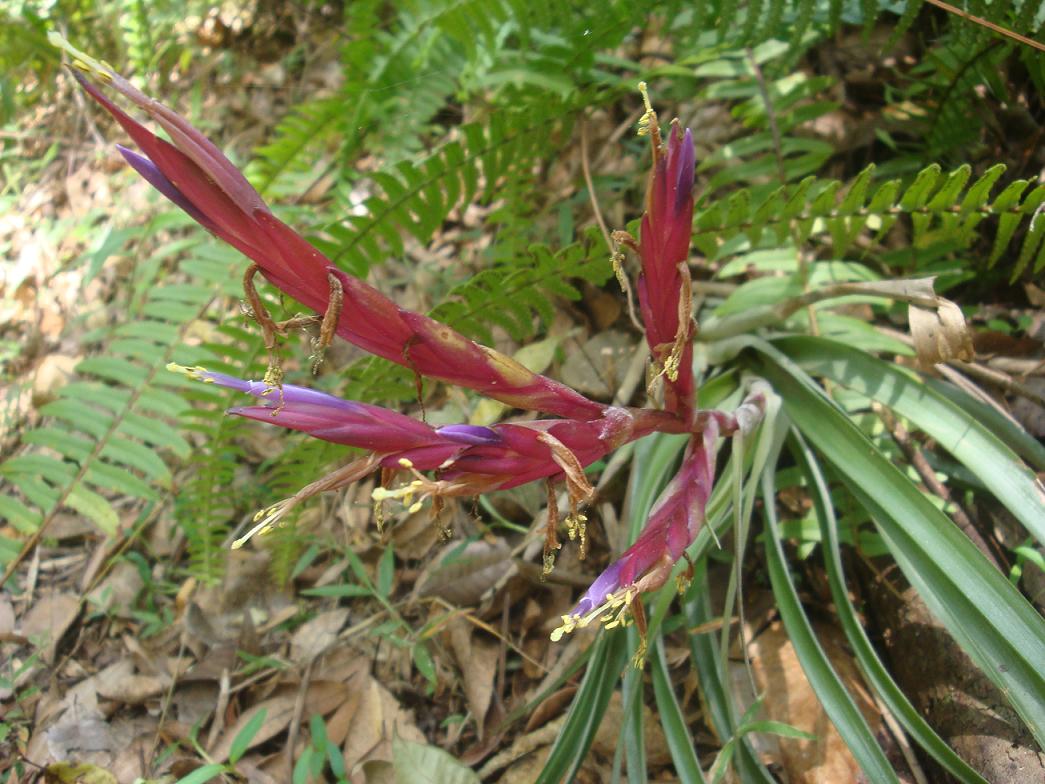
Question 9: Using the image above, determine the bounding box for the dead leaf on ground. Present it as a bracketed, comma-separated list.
[20, 590, 80, 664]
[561, 330, 635, 399]
[414, 540, 513, 606]
[342, 671, 426, 775]
[591, 690, 671, 767]
[210, 679, 351, 762]
[735, 620, 881, 783]
[290, 607, 349, 662]
[447, 617, 499, 733]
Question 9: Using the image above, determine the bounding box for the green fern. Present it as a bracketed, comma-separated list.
[322, 103, 577, 276]
[0, 221, 206, 550]
[119, 0, 155, 76]
[693, 161, 1045, 278]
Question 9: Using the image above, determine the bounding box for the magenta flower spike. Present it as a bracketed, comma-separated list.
[58, 38, 605, 421]
[170, 364, 689, 490]
[551, 424, 717, 641]
[551, 383, 768, 644]
[52, 29, 774, 659]
[626, 84, 698, 420]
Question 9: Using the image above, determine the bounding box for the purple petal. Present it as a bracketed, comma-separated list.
[196, 370, 365, 412]
[572, 560, 625, 617]
[435, 424, 502, 445]
[116, 145, 213, 228]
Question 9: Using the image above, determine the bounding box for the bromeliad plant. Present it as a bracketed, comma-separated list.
[56, 37, 767, 649]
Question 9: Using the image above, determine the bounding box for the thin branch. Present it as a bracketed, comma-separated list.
[924, 0, 1045, 53]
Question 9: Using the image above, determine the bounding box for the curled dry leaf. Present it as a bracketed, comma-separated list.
[909, 298, 974, 369]
[413, 540, 513, 606]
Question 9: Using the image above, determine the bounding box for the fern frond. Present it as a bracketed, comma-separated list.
[0, 223, 265, 578]
[324, 102, 578, 276]
[693, 162, 1045, 278]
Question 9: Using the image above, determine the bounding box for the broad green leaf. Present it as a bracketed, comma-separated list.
[173, 764, 225, 784]
[792, 432, 988, 783]
[392, 736, 480, 784]
[761, 427, 900, 784]
[775, 336, 1045, 547]
[747, 339, 1045, 745]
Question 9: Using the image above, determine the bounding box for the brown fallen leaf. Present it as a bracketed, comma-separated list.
[290, 607, 349, 662]
[447, 618, 499, 734]
[736, 620, 881, 783]
[210, 680, 351, 762]
[20, 591, 80, 664]
[414, 540, 513, 606]
[341, 671, 426, 774]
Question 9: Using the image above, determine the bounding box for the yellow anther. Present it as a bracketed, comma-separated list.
[632, 637, 648, 669]
[611, 252, 628, 292]
[408, 501, 423, 514]
[398, 457, 414, 468]
[637, 81, 655, 137]
[232, 503, 286, 549]
[371, 481, 423, 503]
[565, 513, 588, 560]
[49, 32, 116, 82]
[167, 363, 212, 382]
[639, 81, 653, 114]
[550, 586, 639, 642]
[542, 549, 558, 578]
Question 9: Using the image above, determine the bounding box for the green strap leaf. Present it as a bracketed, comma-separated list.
[792, 431, 988, 784]
[760, 422, 900, 784]
[747, 339, 1045, 746]
[774, 335, 1045, 547]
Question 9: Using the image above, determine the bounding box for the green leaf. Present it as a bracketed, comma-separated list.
[67, 484, 119, 535]
[173, 764, 226, 784]
[651, 638, 707, 783]
[792, 432, 988, 783]
[301, 584, 371, 598]
[229, 707, 267, 764]
[760, 421, 900, 783]
[747, 339, 1045, 746]
[377, 545, 395, 598]
[775, 336, 1045, 547]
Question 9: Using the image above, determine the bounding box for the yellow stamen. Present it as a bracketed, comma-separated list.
[167, 363, 212, 382]
[49, 32, 116, 82]
[637, 81, 655, 137]
[231, 502, 287, 549]
[550, 585, 638, 642]
[542, 548, 559, 578]
[565, 512, 588, 560]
